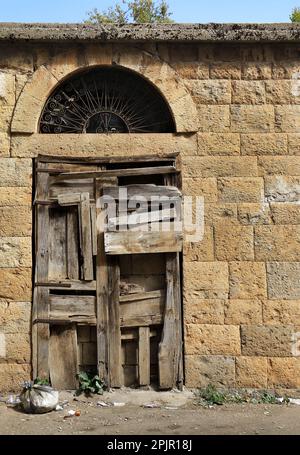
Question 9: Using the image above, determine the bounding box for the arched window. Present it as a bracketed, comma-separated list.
[39, 66, 175, 134]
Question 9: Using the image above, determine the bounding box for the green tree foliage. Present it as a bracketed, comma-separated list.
[85, 0, 173, 24]
[290, 7, 300, 22]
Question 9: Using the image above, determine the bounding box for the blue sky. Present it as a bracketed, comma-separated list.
[0, 0, 298, 23]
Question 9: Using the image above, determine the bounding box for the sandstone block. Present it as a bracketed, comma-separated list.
[275, 106, 300, 133]
[0, 159, 32, 187]
[268, 358, 300, 388]
[210, 63, 241, 80]
[229, 262, 267, 299]
[225, 299, 262, 324]
[0, 187, 31, 206]
[0, 301, 31, 333]
[255, 226, 300, 261]
[241, 325, 294, 356]
[197, 133, 240, 156]
[197, 105, 230, 132]
[288, 134, 300, 155]
[215, 224, 254, 261]
[0, 133, 10, 157]
[270, 203, 300, 225]
[258, 156, 300, 176]
[0, 268, 32, 301]
[182, 156, 258, 178]
[264, 176, 300, 202]
[185, 324, 241, 355]
[242, 62, 272, 80]
[184, 299, 225, 325]
[218, 177, 264, 202]
[232, 81, 265, 104]
[230, 105, 274, 133]
[241, 133, 288, 156]
[0, 364, 31, 392]
[0, 237, 31, 268]
[182, 178, 218, 203]
[238, 203, 272, 225]
[236, 357, 268, 388]
[183, 227, 214, 261]
[0, 207, 31, 236]
[0, 71, 15, 106]
[266, 80, 300, 104]
[267, 262, 300, 299]
[185, 355, 235, 388]
[187, 80, 231, 104]
[184, 262, 229, 299]
[263, 299, 300, 325]
[272, 62, 300, 79]
[204, 203, 238, 226]
[172, 62, 209, 79]
[5, 332, 31, 363]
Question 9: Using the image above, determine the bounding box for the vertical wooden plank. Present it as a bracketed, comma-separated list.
[108, 255, 122, 387]
[90, 203, 97, 256]
[96, 177, 117, 387]
[80, 192, 93, 280]
[35, 167, 50, 380]
[48, 208, 67, 280]
[49, 324, 78, 390]
[138, 326, 150, 386]
[67, 207, 79, 280]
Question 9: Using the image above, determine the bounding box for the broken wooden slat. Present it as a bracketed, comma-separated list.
[105, 231, 183, 255]
[103, 184, 181, 200]
[121, 329, 158, 341]
[67, 207, 79, 280]
[35, 280, 96, 290]
[57, 192, 81, 206]
[138, 327, 150, 386]
[79, 192, 93, 280]
[49, 324, 78, 390]
[108, 256, 122, 387]
[55, 166, 178, 181]
[108, 207, 179, 230]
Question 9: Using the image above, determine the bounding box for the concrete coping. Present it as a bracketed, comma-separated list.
[1, 22, 300, 43]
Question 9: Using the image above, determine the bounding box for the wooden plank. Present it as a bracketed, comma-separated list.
[79, 192, 93, 280]
[90, 203, 97, 256]
[36, 280, 96, 291]
[119, 290, 164, 303]
[104, 184, 181, 200]
[105, 231, 183, 255]
[37, 152, 179, 164]
[57, 192, 81, 206]
[120, 291, 165, 323]
[49, 177, 95, 200]
[49, 324, 78, 390]
[48, 208, 67, 281]
[96, 178, 117, 387]
[108, 256, 122, 387]
[121, 329, 158, 341]
[121, 315, 162, 328]
[50, 295, 96, 316]
[138, 327, 150, 386]
[55, 166, 178, 181]
[67, 207, 79, 280]
[108, 207, 179, 230]
[35, 169, 50, 380]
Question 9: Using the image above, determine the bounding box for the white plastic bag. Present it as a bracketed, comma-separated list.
[20, 383, 59, 414]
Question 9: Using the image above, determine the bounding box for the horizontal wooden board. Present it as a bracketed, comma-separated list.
[103, 184, 181, 200]
[55, 166, 178, 181]
[108, 208, 180, 230]
[105, 231, 183, 255]
[50, 294, 96, 317]
[37, 152, 178, 164]
[36, 280, 96, 291]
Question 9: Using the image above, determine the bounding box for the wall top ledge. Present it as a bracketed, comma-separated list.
[1, 22, 300, 43]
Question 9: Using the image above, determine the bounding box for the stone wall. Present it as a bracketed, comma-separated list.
[0, 39, 299, 391]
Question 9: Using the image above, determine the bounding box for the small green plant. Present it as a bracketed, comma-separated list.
[259, 391, 278, 404]
[33, 377, 50, 386]
[199, 384, 226, 405]
[76, 371, 106, 396]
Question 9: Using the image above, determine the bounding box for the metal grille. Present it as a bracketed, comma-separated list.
[39, 67, 175, 134]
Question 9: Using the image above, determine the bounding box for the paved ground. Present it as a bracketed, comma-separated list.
[0, 389, 300, 435]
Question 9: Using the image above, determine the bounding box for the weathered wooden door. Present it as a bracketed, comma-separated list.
[33, 154, 183, 390]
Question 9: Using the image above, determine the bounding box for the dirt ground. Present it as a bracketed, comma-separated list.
[1, 388, 300, 435]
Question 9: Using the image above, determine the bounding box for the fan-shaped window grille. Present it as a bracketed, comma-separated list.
[39, 67, 175, 134]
